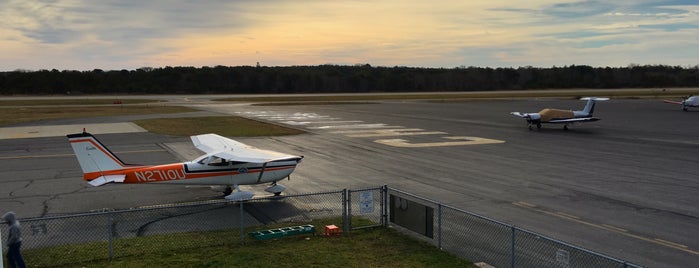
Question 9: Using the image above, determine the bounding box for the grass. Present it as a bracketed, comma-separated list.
[133, 116, 306, 137]
[0, 105, 197, 127]
[0, 99, 159, 106]
[215, 88, 699, 103]
[20, 219, 473, 268]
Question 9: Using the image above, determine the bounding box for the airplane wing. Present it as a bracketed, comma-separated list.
[191, 134, 301, 163]
[548, 117, 600, 123]
[663, 100, 683, 105]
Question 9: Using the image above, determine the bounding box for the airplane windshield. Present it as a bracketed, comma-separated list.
[208, 156, 229, 166]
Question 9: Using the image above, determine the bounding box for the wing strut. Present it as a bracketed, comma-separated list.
[256, 162, 268, 183]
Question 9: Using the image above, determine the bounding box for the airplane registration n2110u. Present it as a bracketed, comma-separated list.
[510, 97, 609, 130]
[67, 131, 303, 201]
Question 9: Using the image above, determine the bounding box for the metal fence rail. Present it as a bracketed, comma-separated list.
[1, 186, 641, 267]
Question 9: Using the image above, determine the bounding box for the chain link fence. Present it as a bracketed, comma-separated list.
[386, 187, 642, 268]
[2, 186, 641, 267]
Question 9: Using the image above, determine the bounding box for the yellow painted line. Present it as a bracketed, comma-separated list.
[655, 239, 688, 249]
[0, 149, 166, 160]
[512, 201, 699, 256]
[555, 211, 580, 220]
[513, 201, 536, 208]
[601, 224, 628, 233]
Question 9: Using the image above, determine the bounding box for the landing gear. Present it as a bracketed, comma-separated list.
[563, 125, 569, 130]
[527, 122, 542, 130]
[223, 186, 233, 196]
[265, 182, 287, 196]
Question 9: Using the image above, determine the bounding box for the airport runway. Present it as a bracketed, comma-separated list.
[1, 97, 697, 267]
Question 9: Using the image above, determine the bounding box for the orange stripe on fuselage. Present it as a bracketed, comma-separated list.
[83, 163, 296, 183]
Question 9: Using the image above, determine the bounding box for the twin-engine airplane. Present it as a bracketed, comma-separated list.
[663, 95, 699, 111]
[510, 97, 609, 130]
[67, 131, 303, 201]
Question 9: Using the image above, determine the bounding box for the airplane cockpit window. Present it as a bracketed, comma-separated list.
[208, 156, 229, 166]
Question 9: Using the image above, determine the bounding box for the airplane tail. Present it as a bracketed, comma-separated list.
[580, 97, 609, 115]
[67, 132, 129, 180]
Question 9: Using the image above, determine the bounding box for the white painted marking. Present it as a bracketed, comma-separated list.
[281, 120, 362, 126]
[345, 129, 446, 138]
[374, 136, 505, 147]
[308, 124, 401, 130]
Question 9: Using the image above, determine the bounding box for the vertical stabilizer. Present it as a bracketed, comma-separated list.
[580, 97, 609, 115]
[67, 132, 127, 176]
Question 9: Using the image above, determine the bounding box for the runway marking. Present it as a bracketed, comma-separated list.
[281, 120, 363, 125]
[655, 239, 689, 249]
[308, 124, 401, 129]
[512, 201, 699, 256]
[601, 224, 627, 233]
[239, 110, 506, 147]
[375, 136, 505, 147]
[555, 211, 580, 220]
[0, 149, 166, 160]
[331, 128, 447, 138]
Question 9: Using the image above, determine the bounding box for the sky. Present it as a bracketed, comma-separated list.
[1, 0, 698, 71]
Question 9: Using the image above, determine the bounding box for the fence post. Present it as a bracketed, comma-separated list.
[437, 203, 442, 249]
[341, 189, 347, 234]
[239, 201, 244, 245]
[381, 185, 388, 226]
[511, 226, 516, 268]
[108, 217, 114, 261]
[346, 189, 352, 233]
[1, 223, 4, 268]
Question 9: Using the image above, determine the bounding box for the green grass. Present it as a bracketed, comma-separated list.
[133, 116, 306, 137]
[0, 99, 159, 106]
[215, 88, 699, 103]
[0, 105, 197, 127]
[20, 219, 473, 268]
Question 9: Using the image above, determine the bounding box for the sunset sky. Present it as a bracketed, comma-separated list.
[1, 0, 697, 71]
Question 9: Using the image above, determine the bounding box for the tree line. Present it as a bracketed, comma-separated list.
[1, 64, 697, 95]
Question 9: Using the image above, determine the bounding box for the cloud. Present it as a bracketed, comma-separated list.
[0, 0, 697, 70]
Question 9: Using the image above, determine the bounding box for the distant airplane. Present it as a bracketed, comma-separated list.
[510, 97, 609, 130]
[663, 95, 699, 111]
[67, 131, 303, 201]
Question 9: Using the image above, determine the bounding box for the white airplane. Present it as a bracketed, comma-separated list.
[510, 97, 609, 130]
[67, 131, 303, 201]
[663, 95, 699, 111]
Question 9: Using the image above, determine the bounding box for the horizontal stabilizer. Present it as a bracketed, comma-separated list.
[88, 175, 126, 186]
